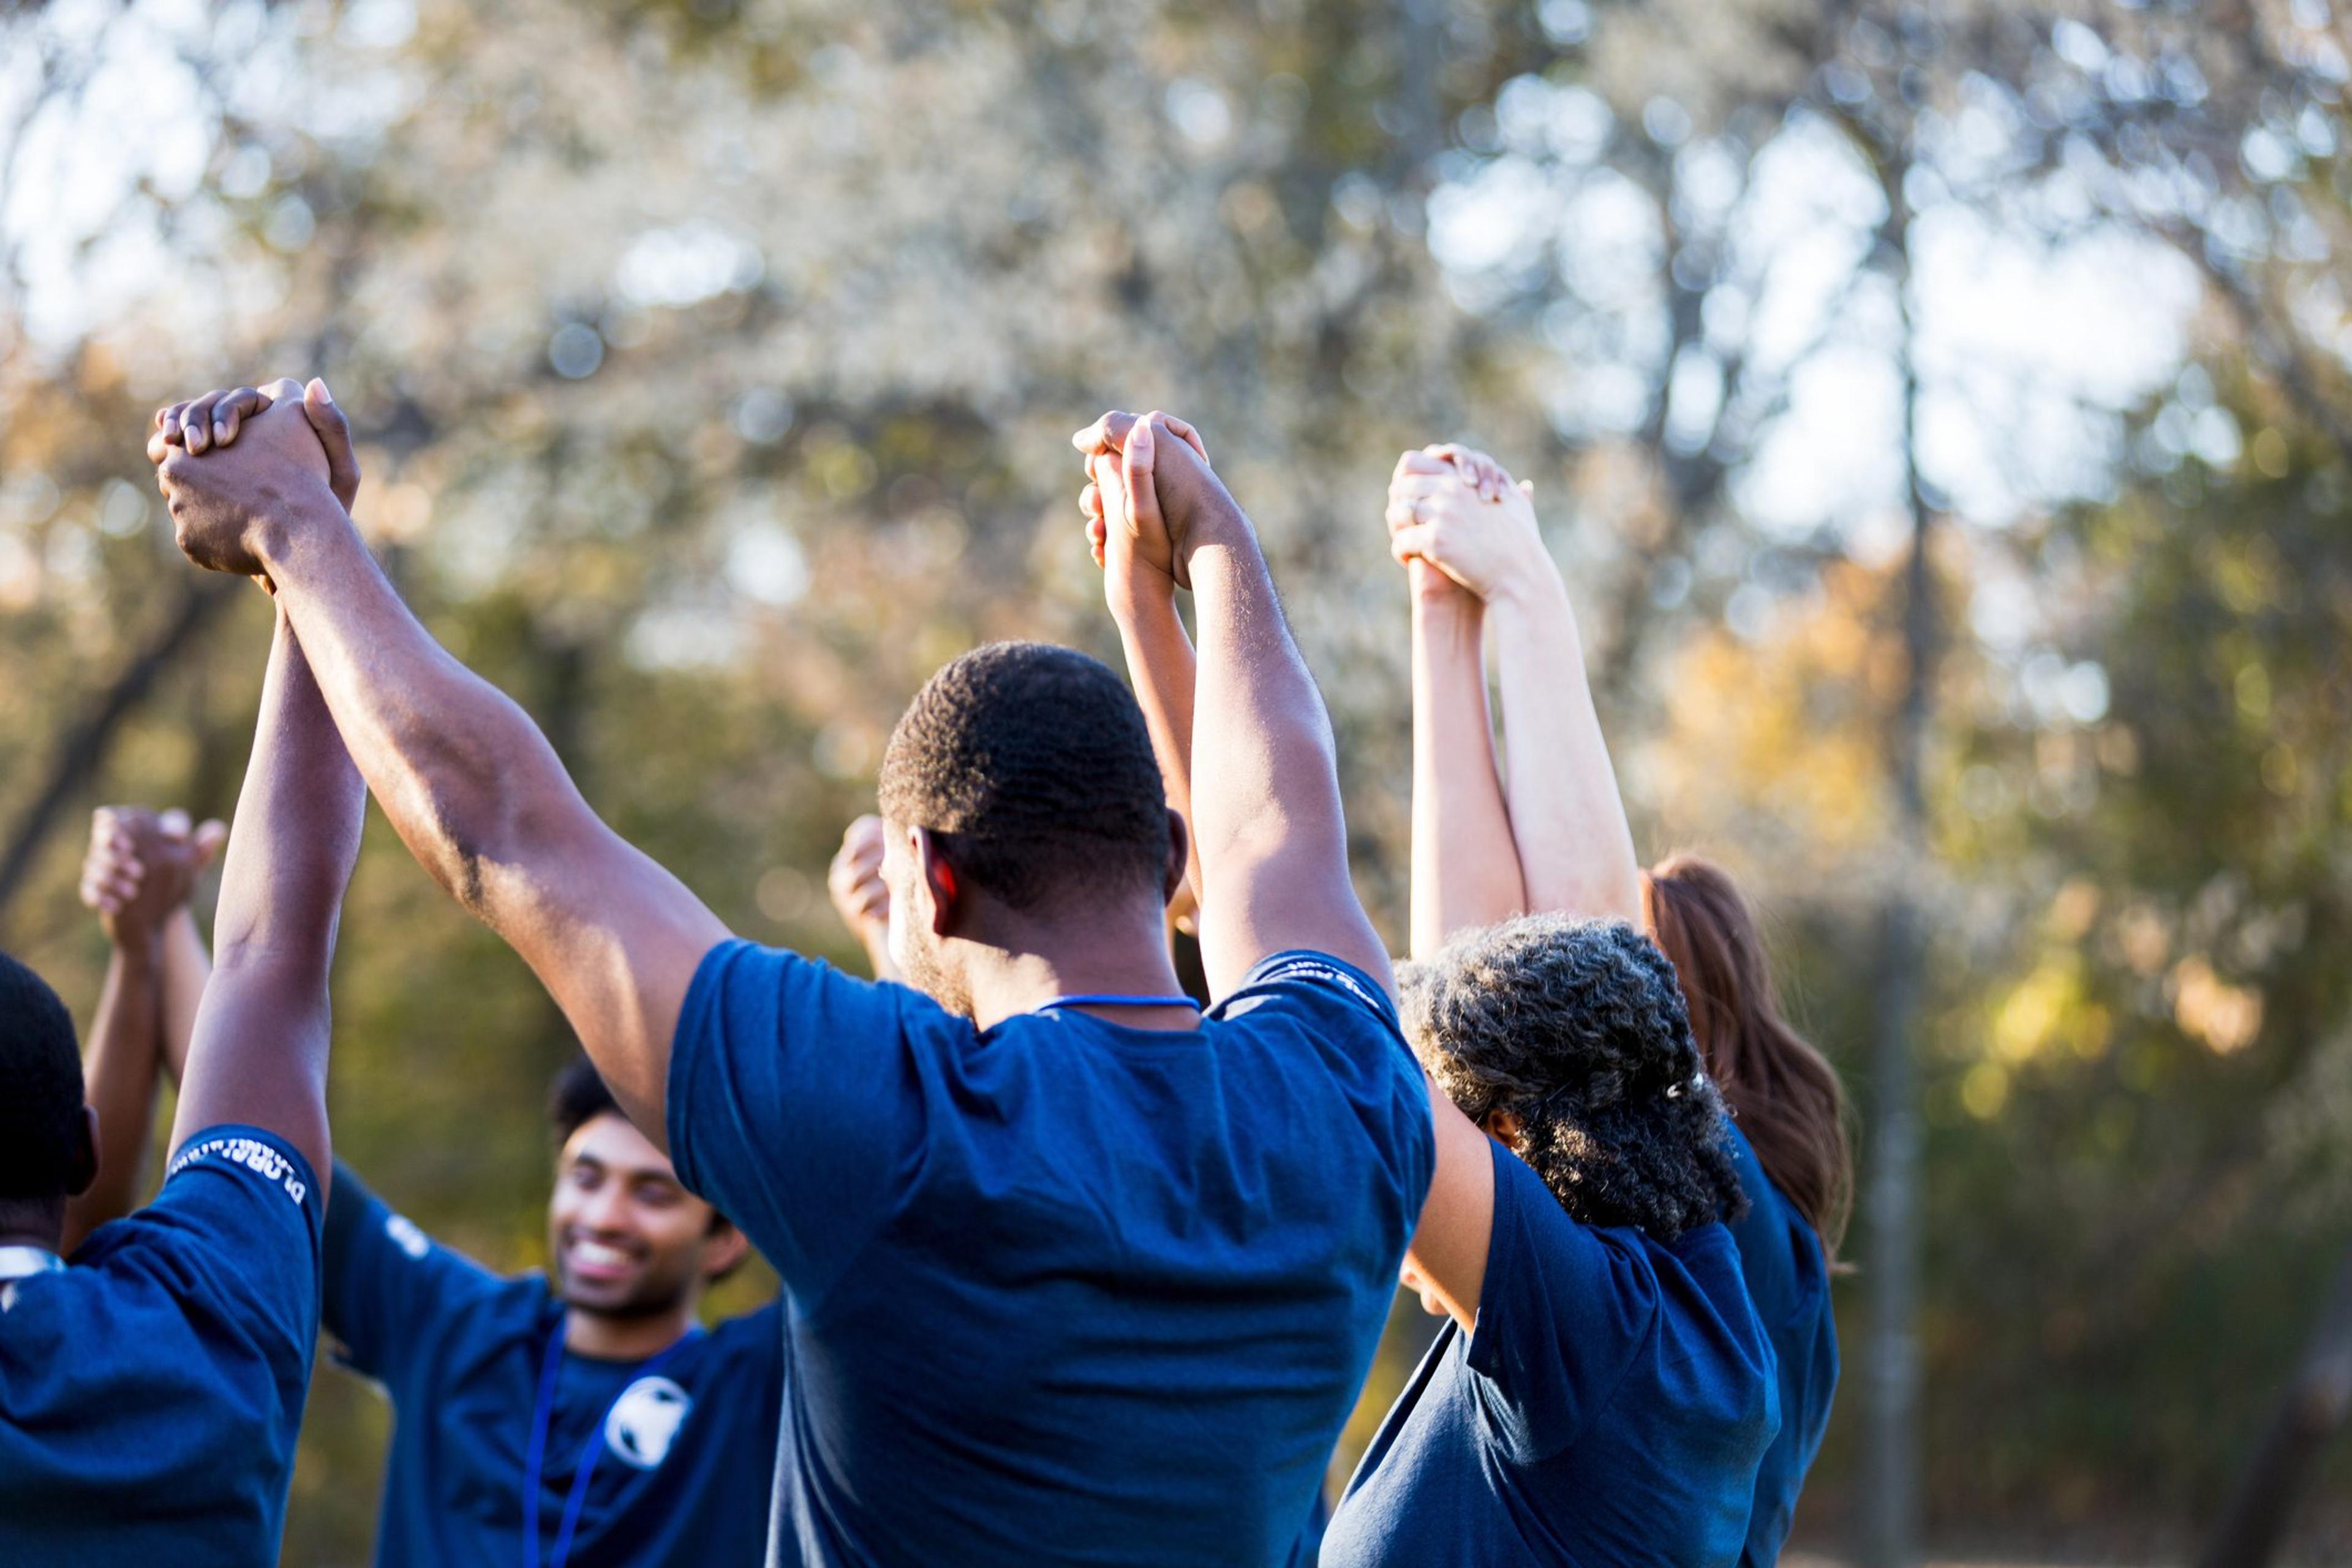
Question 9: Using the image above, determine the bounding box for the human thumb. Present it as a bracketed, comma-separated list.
[301, 379, 362, 511]
[192, 819, 229, 867]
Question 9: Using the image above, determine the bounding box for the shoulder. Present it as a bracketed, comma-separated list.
[1212, 949, 1401, 1031]
[102, 1126, 325, 1302]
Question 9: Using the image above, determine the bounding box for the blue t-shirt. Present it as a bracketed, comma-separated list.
[668, 943, 1435, 1568]
[1720, 1120, 1838, 1566]
[0, 1124, 323, 1561]
[1321, 1140, 1779, 1567]
[323, 1163, 786, 1566]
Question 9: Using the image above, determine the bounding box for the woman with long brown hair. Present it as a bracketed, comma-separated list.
[1382, 442, 1849, 1566]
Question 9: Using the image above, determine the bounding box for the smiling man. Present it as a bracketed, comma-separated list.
[75, 805, 818, 1567]
[322, 1058, 785, 1567]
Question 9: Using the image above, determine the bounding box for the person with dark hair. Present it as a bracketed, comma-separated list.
[1, 605, 363, 1559]
[151, 381, 1430, 1567]
[1376, 442, 1849, 1564]
[1082, 423, 1777, 1566]
[72, 809, 786, 1566]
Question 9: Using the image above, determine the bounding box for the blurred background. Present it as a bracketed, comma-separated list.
[4, 0, 2350, 1562]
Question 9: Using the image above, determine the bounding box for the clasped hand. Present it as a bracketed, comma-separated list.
[1069, 409, 1218, 601]
[1384, 443, 1542, 604]
[146, 377, 361, 584]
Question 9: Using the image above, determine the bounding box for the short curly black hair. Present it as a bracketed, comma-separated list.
[1401, 916, 1746, 1238]
[548, 1054, 622, 1145]
[0, 950, 85, 1202]
[877, 641, 1170, 911]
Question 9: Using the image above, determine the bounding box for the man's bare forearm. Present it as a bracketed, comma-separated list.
[168, 612, 364, 1175]
[251, 496, 578, 920]
[1183, 499, 1392, 997]
[1409, 587, 1526, 960]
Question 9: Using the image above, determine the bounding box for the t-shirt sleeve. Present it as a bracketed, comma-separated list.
[667, 940, 928, 1304]
[1461, 1142, 1651, 1463]
[0, 1126, 326, 1527]
[1213, 949, 1403, 1035]
[322, 1159, 500, 1384]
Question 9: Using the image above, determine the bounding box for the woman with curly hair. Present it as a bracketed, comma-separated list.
[1374, 442, 1851, 1566]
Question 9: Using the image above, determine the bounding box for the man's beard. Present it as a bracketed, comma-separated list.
[897, 931, 972, 1018]
[557, 1260, 695, 1321]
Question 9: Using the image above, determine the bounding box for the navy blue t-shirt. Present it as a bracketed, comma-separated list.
[323, 1163, 785, 1566]
[667, 943, 1435, 1568]
[1321, 1140, 1779, 1567]
[0, 1124, 323, 1561]
[1721, 1120, 1838, 1566]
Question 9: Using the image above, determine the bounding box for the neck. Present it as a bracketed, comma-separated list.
[0, 1199, 62, 1255]
[958, 910, 1194, 1032]
[564, 1298, 698, 1361]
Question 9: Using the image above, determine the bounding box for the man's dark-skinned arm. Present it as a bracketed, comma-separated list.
[165, 608, 364, 1181]
[151, 380, 728, 1140]
[1074, 411, 1391, 1001]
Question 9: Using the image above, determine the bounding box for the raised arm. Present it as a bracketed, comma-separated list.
[165, 610, 364, 1179]
[1082, 420, 1209, 911]
[62, 809, 219, 1247]
[1385, 450, 1528, 958]
[151, 382, 729, 1139]
[1074, 411, 1390, 999]
[1388, 451, 1642, 925]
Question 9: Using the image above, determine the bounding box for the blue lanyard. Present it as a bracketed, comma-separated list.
[524, 1321, 699, 1568]
[1033, 993, 1203, 1014]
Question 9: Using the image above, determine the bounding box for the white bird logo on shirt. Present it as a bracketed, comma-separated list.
[605, 1376, 692, 1469]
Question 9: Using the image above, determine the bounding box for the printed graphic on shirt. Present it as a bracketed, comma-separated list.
[604, 1375, 693, 1469]
[167, 1133, 311, 1209]
[384, 1212, 431, 1260]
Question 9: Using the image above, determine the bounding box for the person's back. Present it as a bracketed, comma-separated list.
[674, 943, 1428, 1562]
[0, 596, 364, 1559]
[1322, 1142, 1776, 1565]
[1319, 917, 1779, 1568]
[0, 1116, 323, 1552]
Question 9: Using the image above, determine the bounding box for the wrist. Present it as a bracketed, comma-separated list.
[1482, 549, 1570, 617]
[249, 483, 360, 577]
[1108, 572, 1183, 630]
[109, 928, 164, 974]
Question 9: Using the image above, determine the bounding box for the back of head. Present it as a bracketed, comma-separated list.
[0, 951, 86, 1204]
[1402, 915, 1744, 1239]
[1644, 854, 1852, 1256]
[878, 641, 1170, 913]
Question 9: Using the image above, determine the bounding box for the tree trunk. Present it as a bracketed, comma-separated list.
[2198, 1241, 2352, 1568]
[0, 578, 238, 936]
[1860, 160, 1934, 1568]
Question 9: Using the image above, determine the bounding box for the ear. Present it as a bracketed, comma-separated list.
[1162, 809, 1189, 906]
[701, 1216, 752, 1283]
[66, 1106, 99, 1198]
[1480, 1107, 1524, 1148]
[912, 827, 961, 938]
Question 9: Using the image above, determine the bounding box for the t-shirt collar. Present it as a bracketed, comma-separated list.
[0, 1244, 64, 1308]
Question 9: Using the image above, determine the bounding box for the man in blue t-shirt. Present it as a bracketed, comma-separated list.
[323, 1059, 785, 1567]
[80, 804, 789, 1567]
[153, 383, 1434, 1564]
[0, 600, 366, 1559]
